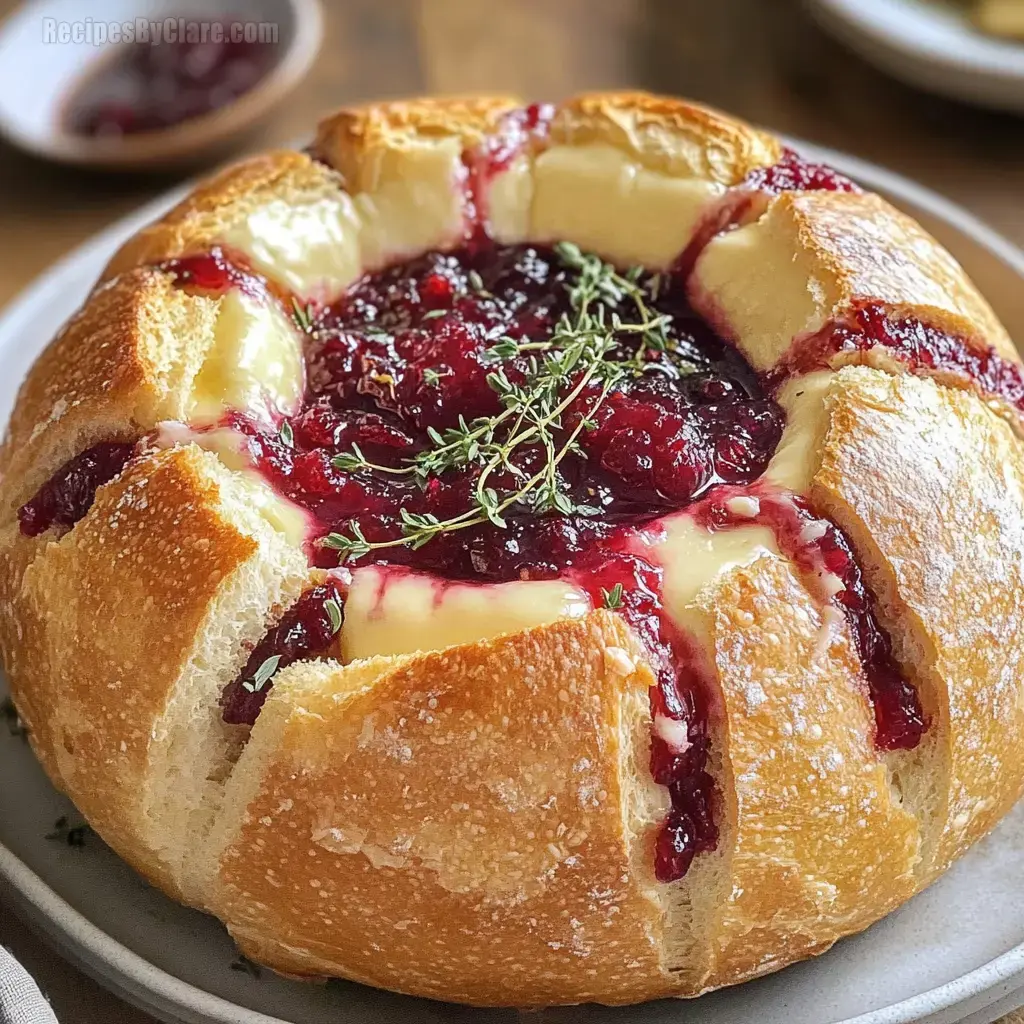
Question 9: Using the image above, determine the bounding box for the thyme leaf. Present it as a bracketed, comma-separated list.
[241, 655, 282, 694]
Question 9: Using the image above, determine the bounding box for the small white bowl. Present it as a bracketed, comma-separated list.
[807, 0, 1024, 112]
[0, 0, 323, 170]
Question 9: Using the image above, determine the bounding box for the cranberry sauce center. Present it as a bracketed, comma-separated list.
[241, 242, 784, 577]
[211, 239, 786, 881]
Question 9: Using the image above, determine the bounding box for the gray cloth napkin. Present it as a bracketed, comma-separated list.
[0, 946, 57, 1024]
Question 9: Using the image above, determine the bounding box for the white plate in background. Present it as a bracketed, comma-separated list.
[2, 145, 1024, 1024]
[806, 0, 1024, 111]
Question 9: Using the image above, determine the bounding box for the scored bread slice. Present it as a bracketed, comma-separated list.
[687, 551, 919, 989]
[3, 445, 310, 899]
[100, 151, 359, 301]
[689, 189, 1015, 375]
[202, 613, 676, 1006]
[811, 366, 1024, 881]
[0, 269, 219, 514]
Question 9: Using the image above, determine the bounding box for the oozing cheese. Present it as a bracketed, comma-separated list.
[354, 136, 468, 269]
[155, 422, 310, 546]
[529, 143, 724, 268]
[189, 292, 304, 426]
[213, 136, 733, 302]
[221, 138, 472, 295]
[765, 371, 833, 493]
[341, 569, 591, 660]
[656, 515, 777, 639]
[221, 196, 363, 301]
[691, 198, 843, 371]
[486, 153, 533, 244]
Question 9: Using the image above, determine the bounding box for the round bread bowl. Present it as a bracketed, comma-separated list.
[1, 93, 1024, 1013]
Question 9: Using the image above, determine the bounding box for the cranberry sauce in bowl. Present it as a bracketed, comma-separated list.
[65, 20, 281, 138]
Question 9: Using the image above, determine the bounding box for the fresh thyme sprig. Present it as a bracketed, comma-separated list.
[291, 298, 317, 334]
[321, 243, 697, 562]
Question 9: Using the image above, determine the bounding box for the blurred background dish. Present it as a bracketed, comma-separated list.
[970, 0, 1024, 40]
[0, 0, 323, 169]
[807, 0, 1024, 111]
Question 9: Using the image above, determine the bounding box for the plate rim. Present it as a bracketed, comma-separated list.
[2, 141, 1024, 1024]
[806, 0, 1024, 110]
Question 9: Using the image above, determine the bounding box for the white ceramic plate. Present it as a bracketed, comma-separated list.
[2, 145, 1024, 1024]
[806, 0, 1024, 111]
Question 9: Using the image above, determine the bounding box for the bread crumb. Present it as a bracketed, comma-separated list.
[603, 646, 635, 677]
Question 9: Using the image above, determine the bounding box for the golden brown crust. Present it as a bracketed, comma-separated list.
[209, 614, 674, 1006]
[1, 447, 260, 894]
[313, 95, 522, 192]
[551, 91, 782, 184]
[813, 367, 1024, 877]
[696, 552, 920, 989]
[0, 268, 216, 514]
[99, 151, 347, 284]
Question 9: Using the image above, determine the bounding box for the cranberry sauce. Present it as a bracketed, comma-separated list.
[700, 490, 926, 751]
[65, 24, 281, 138]
[774, 302, 1024, 416]
[743, 147, 861, 197]
[221, 580, 344, 726]
[162, 247, 273, 304]
[18, 442, 136, 537]
[566, 541, 718, 881]
[235, 243, 784, 579]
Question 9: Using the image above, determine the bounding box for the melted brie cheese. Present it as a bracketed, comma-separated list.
[212, 135, 736, 303]
[155, 422, 309, 546]
[219, 139, 469, 299]
[355, 136, 468, 269]
[692, 201, 843, 371]
[486, 153, 533, 244]
[765, 371, 833, 493]
[221, 196, 363, 301]
[530, 143, 724, 268]
[655, 515, 777, 639]
[341, 569, 591, 661]
[190, 292, 304, 426]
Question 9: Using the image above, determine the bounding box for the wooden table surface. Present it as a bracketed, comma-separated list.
[1, 0, 1023, 1021]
